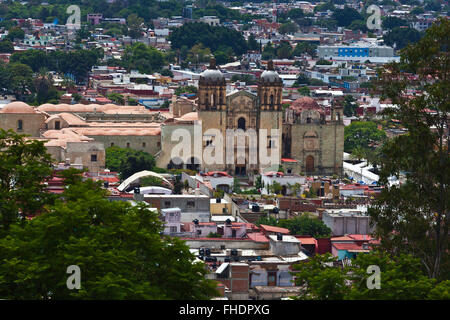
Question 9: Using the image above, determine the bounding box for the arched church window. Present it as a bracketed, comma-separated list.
[270, 95, 274, 106]
[238, 117, 246, 130]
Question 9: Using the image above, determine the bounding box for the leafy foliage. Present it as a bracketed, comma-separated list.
[10, 48, 103, 82]
[292, 251, 449, 300]
[169, 22, 247, 57]
[0, 129, 53, 234]
[383, 27, 422, 50]
[344, 121, 386, 153]
[371, 18, 450, 280]
[105, 146, 156, 180]
[121, 43, 164, 74]
[278, 216, 331, 238]
[0, 174, 219, 299]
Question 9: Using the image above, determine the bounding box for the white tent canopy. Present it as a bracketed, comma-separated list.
[117, 170, 174, 192]
[127, 186, 172, 195]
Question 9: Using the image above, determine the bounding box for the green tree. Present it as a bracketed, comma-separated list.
[0, 40, 14, 53]
[33, 74, 60, 105]
[255, 216, 278, 227]
[0, 129, 53, 234]
[247, 34, 259, 51]
[0, 175, 219, 299]
[269, 181, 282, 194]
[279, 22, 298, 35]
[107, 92, 125, 105]
[105, 146, 156, 180]
[347, 251, 437, 299]
[187, 43, 212, 67]
[261, 42, 277, 60]
[292, 253, 350, 300]
[6, 26, 25, 41]
[169, 22, 247, 57]
[232, 178, 241, 193]
[140, 176, 164, 187]
[382, 17, 408, 30]
[297, 86, 310, 96]
[383, 27, 422, 50]
[127, 13, 144, 39]
[344, 121, 386, 153]
[276, 41, 293, 59]
[6, 62, 34, 99]
[343, 95, 358, 117]
[370, 19, 450, 280]
[292, 251, 449, 300]
[278, 215, 331, 238]
[293, 42, 317, 57]
[173, 176, 183, 195]
[122, 43, 164, 74]
[332, 7, 363, 28]
[175, 85, 198, 96]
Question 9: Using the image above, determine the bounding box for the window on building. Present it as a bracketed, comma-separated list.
[91, 154, 97, 162]
[142, 142, 146, 148]
[164, 201, 171, 208]
[111, 142, 114, 147]
[187, 201, 195, 209]
[238, 117, 246, 130]
[170, 226, 177, 233]
[17, 120, 23, 131]
[55, 121, 60, 130]
[126, 142, 130, 148]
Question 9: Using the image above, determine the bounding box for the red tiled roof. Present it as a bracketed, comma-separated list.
[260, 224, 290, 234]
[295, 236, 317, 245]
[347, 234, 373, 241]
[332, 243, 364, 251]
[246, 232, 269, 242]
[331, 236, 354, 242]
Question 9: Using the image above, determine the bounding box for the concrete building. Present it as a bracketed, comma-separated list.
[322, 208, 373, 236]
[283, 96, 344, 175]
[318, 43, 395, 60]
[143, 194, 211, 222]
[0, 102, 46, 137]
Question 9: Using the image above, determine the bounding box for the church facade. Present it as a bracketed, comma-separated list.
[158, 59, 344, 176]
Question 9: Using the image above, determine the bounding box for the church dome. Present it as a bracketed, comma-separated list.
[200, 69, 224, 81]
[260, 60, 281, 83]
[0, 101, 37, 114]
[199, 58, 224, 82]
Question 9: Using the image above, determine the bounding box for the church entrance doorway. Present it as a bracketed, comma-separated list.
[306, 155, 315, 172]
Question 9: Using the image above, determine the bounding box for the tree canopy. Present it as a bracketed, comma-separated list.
[0, 129, 54, 234]
[292, 251, 450, 300]
[255, 215, 331, 238]
[370, 18, 450, 280]
[169, 22, 248, 57]
[0, 172, 219, 299]
[383, 27, 422, 50]
[10, 48, 103, 82]
[121, 43, 164, 74]
[344, 121, 386, 153]
[105, 146, 156, 180]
